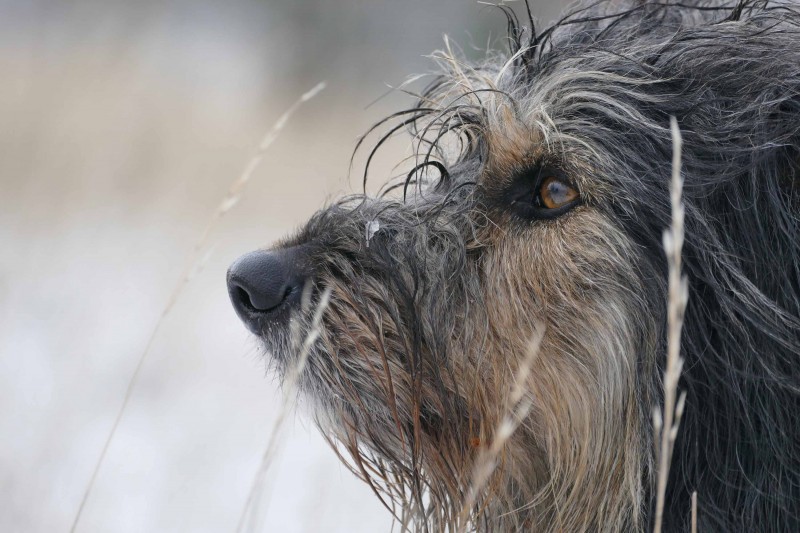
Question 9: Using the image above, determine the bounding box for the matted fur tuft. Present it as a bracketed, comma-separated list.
[236, 1, 800, 530]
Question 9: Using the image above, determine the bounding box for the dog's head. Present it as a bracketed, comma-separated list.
[228, 2, 800, 530]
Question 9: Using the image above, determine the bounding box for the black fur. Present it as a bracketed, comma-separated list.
[358, 1, 800, 529]
[235, 1, 800, 530]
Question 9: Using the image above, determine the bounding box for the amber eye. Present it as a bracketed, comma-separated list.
[538, 176, 579, 210]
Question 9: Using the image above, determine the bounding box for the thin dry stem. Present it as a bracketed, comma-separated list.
[235, 287, 332, 533]
[691, 490, 698, 533]
[68, 82, 326, 533]
[458, 323, 545, 532]
[653, 116, 689, 533]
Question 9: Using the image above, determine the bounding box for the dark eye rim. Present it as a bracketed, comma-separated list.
[504, 163, 582, 220]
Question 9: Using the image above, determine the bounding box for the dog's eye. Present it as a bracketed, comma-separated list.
[537, 176, 579, 210]
[504, 165, 581, 220]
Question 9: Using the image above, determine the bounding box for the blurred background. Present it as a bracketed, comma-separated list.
[0, 1, 563, 531]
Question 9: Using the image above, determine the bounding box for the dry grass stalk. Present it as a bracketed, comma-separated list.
[235, 287, 332, 533]
[652, 116, 690, 533]
[69, 82, 326, 533]
[691, 490, 698, 533]
[457, 323, 545, 532]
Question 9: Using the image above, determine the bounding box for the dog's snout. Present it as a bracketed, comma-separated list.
[228, 251, 293, 311]
[227, 247, 309, 333]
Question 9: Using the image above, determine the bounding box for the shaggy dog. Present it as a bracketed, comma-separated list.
[227, 1, 800, 530]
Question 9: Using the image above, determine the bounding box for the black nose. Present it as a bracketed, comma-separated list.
[227, 247, 309, 334]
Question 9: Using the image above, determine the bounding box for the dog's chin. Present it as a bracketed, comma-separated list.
[257, 324, 328, 388]
[254, 327, 299, 376]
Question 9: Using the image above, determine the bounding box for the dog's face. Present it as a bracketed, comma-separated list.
[228, 76, 660, 530]
[228, 2, 800, 531]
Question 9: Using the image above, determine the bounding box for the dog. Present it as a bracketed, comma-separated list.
[227, 1, 800, 530]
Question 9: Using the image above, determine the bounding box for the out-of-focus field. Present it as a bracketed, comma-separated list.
[0, 1, 562, 531]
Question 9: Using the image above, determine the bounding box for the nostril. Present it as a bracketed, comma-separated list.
[232, 281, 294, 313]
[227, 248, 311, 323]
[230, 278, 288, 313]
[234, 285, 256, 311]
